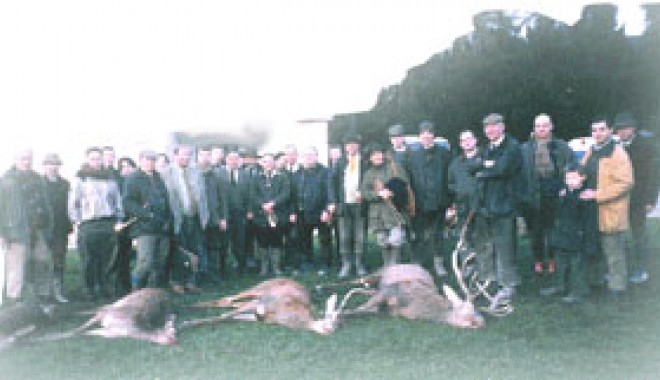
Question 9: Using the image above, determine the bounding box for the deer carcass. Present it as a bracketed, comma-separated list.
[33, 288, 177, 345]
[0, 302, 54, 350]
[338, 264, 484, 329]
[180, 278, 339, 334]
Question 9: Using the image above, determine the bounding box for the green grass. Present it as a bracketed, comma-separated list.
[1, 221, 660, 380]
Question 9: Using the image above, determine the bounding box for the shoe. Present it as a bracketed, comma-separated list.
[539, 286, 560, 297]
[489, 286, 515, 311]
[534, 261, 544, 274]
[171, 285, 186, 295]
[356, 265, 367, 277]
[561, 294, 582, 304]
[547, 259, 556, 274]
[338, 262, 351, 278]
[629, 271, 649, 284]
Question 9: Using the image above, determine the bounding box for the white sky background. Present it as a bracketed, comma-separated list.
[0, 0, 646, 173]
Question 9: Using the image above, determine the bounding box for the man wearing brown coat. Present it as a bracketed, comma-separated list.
[580, 118, 634, 295]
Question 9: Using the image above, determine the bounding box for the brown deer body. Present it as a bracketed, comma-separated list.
[340, 264, 484, 329]
[182, 278, 338, 334]
[33, 288, 177, 346]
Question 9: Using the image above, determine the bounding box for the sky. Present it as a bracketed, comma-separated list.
[0, 0, 647, 172]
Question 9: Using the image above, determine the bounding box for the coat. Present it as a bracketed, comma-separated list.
[293, 164, 334, 224]
[361, 160, 409, 231]
[160, 165, 211, 233]
[122, 169, 173, 238]
[330, 154, 368, 216]
[214, 166, 252, 215]
[622, 132, 659, 207]
[519, 137, 575, 210]
[68, 165, 124, 224]
[581, 141, 634, 233]
[43, 174, 72, 237]
[405, 144, 451, 213]
[549, 186, 600, 255]
[250, 170, 291, 228]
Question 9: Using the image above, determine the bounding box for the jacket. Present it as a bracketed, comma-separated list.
[520, 137, 575, 209]
[330, 154, 368, 216]
[122, 169, 173, 238]
[250, 170, 291, 228]
[43, 174, 72, 237]
[622, 132, 659, 207]
[68, 165, 123, 224]
[361, 160, 409, 231]
[581, 141, 634, 233]
[293, 164, 334, 224]
[405, 144, 451, 213]
[160, 165, 211, 233]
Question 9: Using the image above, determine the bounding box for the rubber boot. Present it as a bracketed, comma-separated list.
[338, 253, 351, 278]
[53, 279, 69, 303]
[272, 248, 283, 277]
[259, 247, 269, 277]
[381, 247, 393, 268]
[390, 247, 401, 266]
[434, 255, 447, 276]
[355, 252, 366, 277]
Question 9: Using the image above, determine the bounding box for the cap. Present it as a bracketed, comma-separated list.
[418, 120, 435, 134]
[612, 112, 636, 130]
[365, 142, 385, 155]
[343, 132, 362, 144]
[482, 113, 504, 125]
[42, 153, 62, 165]
[388, 124, 404, 137]
[139, 150, 158, 160]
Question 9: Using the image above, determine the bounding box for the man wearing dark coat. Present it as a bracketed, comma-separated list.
[405, 121, 452, 276]
[471, 114, 523, 306]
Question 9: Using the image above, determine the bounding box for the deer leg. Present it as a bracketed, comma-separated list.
[192, 288, 262, 308]
[179, 300, 262, 329]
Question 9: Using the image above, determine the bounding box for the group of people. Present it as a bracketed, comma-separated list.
[0, 111, 657, 309]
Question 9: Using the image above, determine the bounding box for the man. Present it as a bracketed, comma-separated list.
[580, 117, 634, 295]
[210, 145, 226, 169]
[160, 144, 210, 294]
[519, 114, 575, 276]
[388, 124, 409, 168]
[241, 147, 261, 272]
[42, 153, 72, 303]
[250, 153, 291, 276]
[0, 148, 53, 304]
[197, 145, 227, 285]
[69, 146, 124, 300]
[361, 142, 409, 268]
[122, 150, 173, 289]
[613, 112, 659, 284]
[291, 146, 334, 273]
[332, 133, 368, 278]
[102, 146, 121, 184]
[328, 144, 343, 263]
[448, 130, 481, 250]
[405, 121, 452, 276]
[472, 114, 522, 306]
[113, 156, 137, 296]
[281, 144, 303, 272]
[214, 149, 252, 275]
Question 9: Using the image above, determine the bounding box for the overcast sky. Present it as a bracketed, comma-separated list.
[0, 0, 647, 170]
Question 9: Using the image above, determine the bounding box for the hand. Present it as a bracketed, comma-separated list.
[247, 212, 253, 220]
[579, 189, 596, 200]
[320, 210, 331, 224]
[327, 204, 336, 214]
[559, 189, 566, 197]
[355, 191, 362, 202]
[219, 219, 227, 231]
[289, 214, 297, 223]
[378, 189, 392, 199]
[483, 160, 495, 168]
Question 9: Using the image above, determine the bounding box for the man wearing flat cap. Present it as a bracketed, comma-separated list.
[472, 113, 523, 307]
[614, 112, 659, 284]
[42, 153, 72, 302]
[331, 132, 369, 277]
[388, 124, 409, 168]
[122, 150, 173, 290]
[405, 120, 452, 276]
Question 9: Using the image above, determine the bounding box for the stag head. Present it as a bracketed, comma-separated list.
[442, 285, 484, 329]
[309, 294, 340, 335]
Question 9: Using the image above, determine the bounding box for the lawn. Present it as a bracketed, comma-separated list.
[1, 221, 659, 380]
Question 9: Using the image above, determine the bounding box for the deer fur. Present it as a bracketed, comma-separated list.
[181, 278, 339, 334]
[32, 288, 177, 346]
[339, 264, 484, 329]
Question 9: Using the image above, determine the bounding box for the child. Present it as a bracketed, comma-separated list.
[540, 164, 598, 303]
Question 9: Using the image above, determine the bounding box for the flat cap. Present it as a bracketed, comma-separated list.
[388, 124, 404, 137]
[418, 120, 435, 134]
[139, 150, 158, 159]
[42, 153, 62, 165]
[365, 142, 385, 155]
[482, 113, 504, 125]
[612, 112, 636, 130]
[343, 132, 362, 144]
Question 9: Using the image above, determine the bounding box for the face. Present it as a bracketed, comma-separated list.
[370, 150, 384, 166]
[459, 131, 477, 152]
[534, 120, 553, 140]
[329, 147, 342, 161]
[484, 122, 505, 142]
[44, 162, 60, 176]
[140, 157, 156, 173]
[565, 171, 584, 189]
[591, 121, 612, 145]
[345, 142, 359, 155]
[260, 155, 275, 172]
[211, 148, 224, 165]
[615, 126, 635, 141]
[15, 150, 33, 171]
[156, 154, 169, 170]
[103, 149, 116, 167]
[175, 146, 193, 168]
[197, 150, 212, 168]
[87, 150, 103, 170]
[302, 149, 318, 168]
[419, 130, 435, 148]
[119, 160, 135, 176]
[285, 148, 298, 165]
[390, 135, 405, 149]
[225, 152, 240, 169]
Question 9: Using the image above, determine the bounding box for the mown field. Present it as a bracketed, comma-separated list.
[1, 221, 659, 380]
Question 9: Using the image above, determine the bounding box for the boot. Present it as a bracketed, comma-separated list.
[381, 248, 393, 268]
[259, 248, 269, 277]
[355, 252, 366, 277]
[53, 279, 69, 303]
[434, 256, 447, 276]
[272, 248, 283, 277]
[338, 253, 351, 278]
[390, 247, 401, 266]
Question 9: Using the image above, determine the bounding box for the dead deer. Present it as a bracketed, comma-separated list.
[0, 302, 53, 350]
[337, 263, 485, 329]
[180, 278, 339, 334]
[32, 288, 177, 346]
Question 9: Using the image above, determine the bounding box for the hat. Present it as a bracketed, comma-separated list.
[42, 153, 62, 165]
[139, 150, 158, 160]
[482, 113, 504, 125]
[388, 124, 404, 137]
[418, 120, 435, 134]
[343, 132, 362, 144]
[612, 112, 636, 130]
